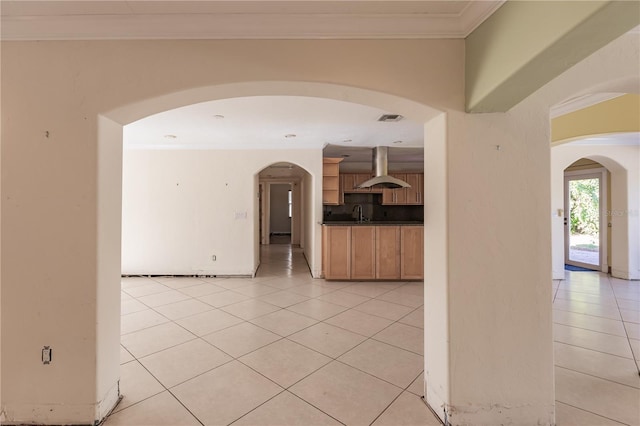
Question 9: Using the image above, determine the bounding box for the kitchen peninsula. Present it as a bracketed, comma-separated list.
[322, 222, 423, 280]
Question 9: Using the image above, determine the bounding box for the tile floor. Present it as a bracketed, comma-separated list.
[108, 245, 639, 426]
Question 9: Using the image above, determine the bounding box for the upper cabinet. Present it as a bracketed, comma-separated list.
[342, 173, 383, 194]
[382, 173, 423, 205]
[322, 158, 343, 205]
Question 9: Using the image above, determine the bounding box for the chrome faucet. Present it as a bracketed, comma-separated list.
[352, 204, 364, 223]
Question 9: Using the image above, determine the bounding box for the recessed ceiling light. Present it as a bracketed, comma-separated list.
[213, 114, 225, 119]
[392, 140, 403, 144]
[164, 134, 177, 139]
[284, 134, 297, 139]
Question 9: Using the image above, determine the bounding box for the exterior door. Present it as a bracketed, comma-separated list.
[564, 171, 605, 271]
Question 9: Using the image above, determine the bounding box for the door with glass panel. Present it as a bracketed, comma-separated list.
[564, 172, 603, 271]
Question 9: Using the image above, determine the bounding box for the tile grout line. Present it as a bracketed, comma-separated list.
[554, 400, 629, 426]
[607, 275, 640, 374]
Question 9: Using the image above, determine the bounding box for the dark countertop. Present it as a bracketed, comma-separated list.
[322, 221, 423, 226]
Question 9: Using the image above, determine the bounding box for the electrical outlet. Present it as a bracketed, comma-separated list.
[42, 346, 52, 364]
[212, 255, 217, 261]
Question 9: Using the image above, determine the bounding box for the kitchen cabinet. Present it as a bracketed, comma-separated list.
[382, 173, 423, 205]
[322, 224, 422, 280]
[341, 173, 382, 194]
[375, 226, 401, 279]
[351, 226, 376, 279]
[401, 226, 424, 279]
[322, 226, 351, 279]
[322, 158, 343, 205]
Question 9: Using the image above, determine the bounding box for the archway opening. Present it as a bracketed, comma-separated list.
[101, 82, 447, 425]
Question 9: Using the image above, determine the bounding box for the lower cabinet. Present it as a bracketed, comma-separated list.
[323, 225, 422, 280]
[401, 226, 424, 279]
[351, 226, 376, 279]
[375, 226, 401, 279]
[322, 226, 351, 280]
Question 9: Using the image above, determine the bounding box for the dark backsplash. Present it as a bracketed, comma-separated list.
[323, 193, 424, 222]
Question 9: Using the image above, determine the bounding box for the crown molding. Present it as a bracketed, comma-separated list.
[1, 1, 505, 40]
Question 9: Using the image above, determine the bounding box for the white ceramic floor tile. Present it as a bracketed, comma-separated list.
[232, 283, 281, 297]
[286, 299, 348, 321]
[137, 290, 191, 308]
[354, 299, 414, 321]
[232, 391, 342, 426]
[177, 283, 226, 298]
[116, 361, 164, 412]
[325, 309, 394, 337]
[120, 345, 134, 365]
[554, 401, 624, 426]
[624, 321, 640, 340]
[616, 298, 640, 311]
[288, 284, 337, 298]
[249, 309, 318, 337]
[371, 392, 441, 426]
[121, 322, 196, 358]
[123, 282, 172, 298]
[176, 308, 243, 336]
[553, 299, 622, 321]
[257, 290, 310, 308]
[240, 339, 331, 387]
[172, 360, 283, 426]
[620, 309, 640, 324]
[339, 339, 424, 388]
[406, 372, 424, 396]
[374, 323, 424, 355]
[375, 287, 424, 308]
[121, 299, 149, 315]
[203, 322, 281, 358]
[106, 391, 201, 426]
[555, 290, 618, 306]
[290, 361, 402, 426]
[198, 289, 253, 307]
[553, 323, 634, 359]
[630, 338, 640, 361]
[399, 308, 424, 329]
[289, 322, 367, 358]
[554, 342, 640, 388]
[553, 309, 627, 337]
[121, 309, 169, 335]
[139, 339, 232, 388]
[316, 290, 371, 308]
[160, 278, 207, 289]
[153, 298, 214, 320]
[221, 299, 282, 320]
[555, 367, 640, 425]
[121, 277, 157, 289]
[340, 283, 395, 298]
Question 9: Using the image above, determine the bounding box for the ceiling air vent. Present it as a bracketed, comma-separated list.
[377, 114, 404, 122]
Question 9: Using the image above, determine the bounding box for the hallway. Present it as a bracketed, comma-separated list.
[110, 245, 639, 425]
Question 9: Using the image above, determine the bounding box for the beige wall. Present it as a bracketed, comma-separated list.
[0, 33, 603, 424]
[122, 149, 320, 277]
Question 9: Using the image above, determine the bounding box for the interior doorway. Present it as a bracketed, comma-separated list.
[269, 183, 292, 244]
[564, 160, 609, 272]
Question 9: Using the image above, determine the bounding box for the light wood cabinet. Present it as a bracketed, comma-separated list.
[322, 226, 351, 279]
[341, 173, 382, 194]
[401, 226, 424, 279]
[382, 173, 423, 205]
[322, 158, 343, 205]
[323, 225, 422, 280]
[375, 226, 401, 279]
[351, 226, 376, 279]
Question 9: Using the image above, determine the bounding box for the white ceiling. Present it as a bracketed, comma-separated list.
[124, 95, 424, 151]
[0, 0, 505, 40]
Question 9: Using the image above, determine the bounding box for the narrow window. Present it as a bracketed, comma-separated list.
[288, 190, 292, 218]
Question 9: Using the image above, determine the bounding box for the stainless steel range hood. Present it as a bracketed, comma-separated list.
[356, 146, 411, 189]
